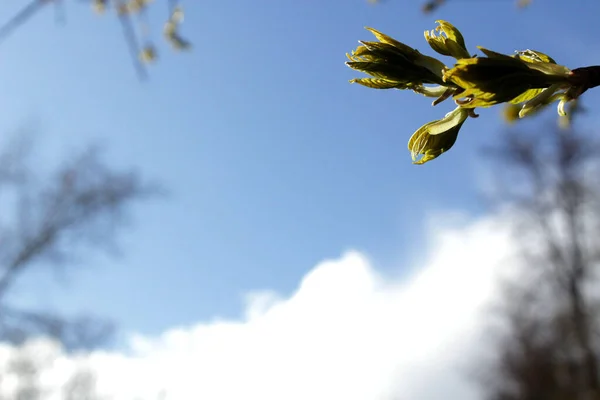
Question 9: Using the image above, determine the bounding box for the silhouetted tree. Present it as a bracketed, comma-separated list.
[478, 121, 600, 399]
[0, 132, 156, 351]
[0, 337, 165, 399]
[62, 367, 100, 400]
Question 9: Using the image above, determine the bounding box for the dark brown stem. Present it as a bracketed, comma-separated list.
[568, 66, 600, 98]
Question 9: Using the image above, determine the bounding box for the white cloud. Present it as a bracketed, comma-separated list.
[0, 213, 519, 400]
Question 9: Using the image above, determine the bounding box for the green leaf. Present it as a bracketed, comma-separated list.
[349, 78, 409, 89]
[411, 85, 452, 98]
[509, 88, 545, 104]
[424, 20, 470, 59]
[518, 83, 563, 118]
[408, 107, 469, 164]
[348, 28, 448, 85]
[346, 61, 441, 85]
[365, 27, 418, 55]
[516, 49, 557, 64]
[346, 29, 448, 87]
[443, 52, 570, 108]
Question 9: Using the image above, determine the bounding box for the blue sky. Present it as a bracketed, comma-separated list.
[0, 0, 599, 344]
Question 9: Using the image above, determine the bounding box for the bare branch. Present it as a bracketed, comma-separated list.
[478, 122, 600, 399]
[0, 0, 191, 79]
[0, 307, 115, 351]
[0, 0, 50, 45]
[0, 132, 160, 350]
[0, 145, 156, 298]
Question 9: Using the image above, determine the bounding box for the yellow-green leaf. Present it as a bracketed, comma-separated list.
[349, 78, 408, 89]
[509, 88, 545, 104]
[516, 49, 557, 64]
[424, 20, 470, 59]
[408, 107, 469, 164]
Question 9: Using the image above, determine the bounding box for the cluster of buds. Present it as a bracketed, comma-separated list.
[346, 21, 600, 164]
[93, 0, 191, 64]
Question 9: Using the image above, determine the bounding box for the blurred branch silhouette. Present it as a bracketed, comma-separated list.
[0, 131, 158, 352]
[0, 0, 191, 80]
[0, 337, 167, 399]
[369, 0, 532, 14]
[62, 367, 101, 400]
[478, 118, 600, 399]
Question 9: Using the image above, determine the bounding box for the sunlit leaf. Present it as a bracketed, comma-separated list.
[408, 107, 470, 164]
[424, 20, 470, 59]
